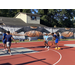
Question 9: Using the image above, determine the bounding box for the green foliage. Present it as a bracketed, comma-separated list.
[38, 9, 75, 27]
[0, 9, 31, 17]
[0, 9, 75, 27]
[22, 9, 31, 13]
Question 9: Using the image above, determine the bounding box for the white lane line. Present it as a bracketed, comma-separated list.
[0, 47, 39, 57]
[41, 48, 62, 65]
[28, 48, 62, 65]
[0, 46, 62, 65]
[50, 49, 62, 65]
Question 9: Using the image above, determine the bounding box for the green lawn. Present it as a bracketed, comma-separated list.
[0, 39, 75, 43]
[0, 39, 44, 43]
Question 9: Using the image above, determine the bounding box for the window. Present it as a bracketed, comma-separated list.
[31, 16, 36, 20]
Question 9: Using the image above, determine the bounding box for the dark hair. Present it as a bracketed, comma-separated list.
[7, 31, 10, 34]
[3, 31, 6, 33]
[52, 33, 54, 35]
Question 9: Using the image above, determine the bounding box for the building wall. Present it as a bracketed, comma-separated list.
[27, 15, 40, 24]
[16, 13, 27, 23]
[16, 13, 40, 24]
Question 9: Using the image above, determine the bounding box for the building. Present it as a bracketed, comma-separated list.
[0, 12, 50, 40]
[15, 12, 41, 24]
[0, 12, 47, 27]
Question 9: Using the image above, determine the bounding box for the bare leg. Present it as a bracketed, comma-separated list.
[44, 42, 46, 47]
[4, 44, 5, 49]
[55, 43, 58, 49]
[3, 43, 6, 51]
[6, 42, 11, 54]
[7, 46, 11, 55]
[46, 43, 49, 47]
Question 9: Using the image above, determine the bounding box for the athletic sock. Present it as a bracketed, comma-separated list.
[10, 52, 12, 55]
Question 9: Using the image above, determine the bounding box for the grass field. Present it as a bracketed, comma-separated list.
[0, 39, 44, 43]
[0, 39, 75, 43]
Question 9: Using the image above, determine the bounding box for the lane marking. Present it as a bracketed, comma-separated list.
[50, 49, 62, 65]
[0, 43, 62, 65]
[40, 48, 62, 65]
[27, 48, 62, 65]
[0, 47, 39, 57]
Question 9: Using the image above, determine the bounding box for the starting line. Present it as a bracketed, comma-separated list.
[0, 47, 38, 56]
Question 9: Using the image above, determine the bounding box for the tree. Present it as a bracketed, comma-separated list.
[0, 9, 9, 17]
[20, 9, 23, 12]
[9, 9, 20, 17]
[57, 9, 75, 27]
[0, 9, 20, 17]
[22, 9, 31, 13]
[38, 9, 75, 27]
[0, 9, 32, 17]
[38, 9, 59, 27]
[43, 9, 48, 15]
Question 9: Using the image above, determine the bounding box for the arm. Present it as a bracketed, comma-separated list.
[10, 32, 24, 36]
[52, 37, 55, 41]
[43, 36, 46, 42]
[48, 33, 51, 36]
[51, 36, 55, 44]
[44, 38, 46, 41]
[2, 36, 4, 41]
[2, 34, 4, 41]
[11, 37, 17, 43]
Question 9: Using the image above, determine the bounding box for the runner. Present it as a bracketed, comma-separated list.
[43, 33, 49, 49]
[56, 32, 60, 41]
[51, 33, 60, 50]
[2, 31, 7, 51]
[5, 31, 17, 55]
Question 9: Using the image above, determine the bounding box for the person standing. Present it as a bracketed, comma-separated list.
[51, 33, 60, 50]
[2, 31, 7, 51]
[5, 31, 17, 55]
[43, 33, 49, 49]
[57, 32, 60, 41]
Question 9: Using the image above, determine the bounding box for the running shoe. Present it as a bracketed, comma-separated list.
[45, 46, 47, 48]
[55, 47, 57, 50]
[57, 47, 61, 50]
[47, 46, 49, 49]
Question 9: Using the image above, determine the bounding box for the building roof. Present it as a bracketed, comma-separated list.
[0, 17, 47, 27]
[14, 12, 41, 18]
[0, 17, 29, 27]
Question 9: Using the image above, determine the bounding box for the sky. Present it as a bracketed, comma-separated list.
[31, 9, 38, 14]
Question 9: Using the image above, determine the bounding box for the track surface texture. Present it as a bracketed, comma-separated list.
[0, 41, 75, 65]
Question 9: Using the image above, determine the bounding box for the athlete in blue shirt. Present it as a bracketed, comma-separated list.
[5, 31, 17, 55]
[2, 31, 7, 51]
[44, 33, 49, 49]
[51, 33, 60, 50]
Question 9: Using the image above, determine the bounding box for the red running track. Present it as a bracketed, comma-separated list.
[0, 41, 75, 65]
